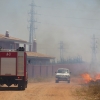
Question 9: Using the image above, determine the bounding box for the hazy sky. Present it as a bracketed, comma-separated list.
[0, 0, 100, 62]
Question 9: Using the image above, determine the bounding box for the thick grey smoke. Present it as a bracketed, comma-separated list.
[36, 0, 100, 63]
[0, 0, 100, 64]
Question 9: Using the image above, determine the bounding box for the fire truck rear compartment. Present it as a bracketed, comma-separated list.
[0, 49, 28, 90]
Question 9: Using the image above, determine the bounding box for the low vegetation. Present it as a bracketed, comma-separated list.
[28, 77, 54, 83]
[74, 81, 100, 100]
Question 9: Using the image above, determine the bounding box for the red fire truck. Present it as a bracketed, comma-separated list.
[0, 47, 28, 90]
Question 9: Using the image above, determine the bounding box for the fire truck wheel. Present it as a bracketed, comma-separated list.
[22, 83, 25, 90]
[18, 84, 21, 90]
[25, 81, 27, 88]
[18, 81, 21, 90]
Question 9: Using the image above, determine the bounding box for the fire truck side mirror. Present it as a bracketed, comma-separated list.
[0, 46, 2, 51]
[28, 60, 31, 63]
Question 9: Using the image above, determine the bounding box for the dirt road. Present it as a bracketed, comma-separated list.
[0, 80, 79, 100]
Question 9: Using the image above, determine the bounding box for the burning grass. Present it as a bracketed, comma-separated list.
[74, 73, 100, 100]
[81, 73, 100, 83]
[81, 73, 92, 83]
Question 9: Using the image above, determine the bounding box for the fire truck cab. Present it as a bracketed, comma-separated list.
[0, 47, 28, 90]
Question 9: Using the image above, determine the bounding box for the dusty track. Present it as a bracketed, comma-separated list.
[0, 80, 79, 100]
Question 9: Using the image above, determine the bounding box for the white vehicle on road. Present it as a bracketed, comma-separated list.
[55, 68, 71, 83]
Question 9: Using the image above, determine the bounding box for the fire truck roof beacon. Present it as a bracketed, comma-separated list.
[17, 47, 25, 51]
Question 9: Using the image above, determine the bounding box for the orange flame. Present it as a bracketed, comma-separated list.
[95, 74, 100, 80]
[81, 73, 92, 83]
[81, 73, 100, 83]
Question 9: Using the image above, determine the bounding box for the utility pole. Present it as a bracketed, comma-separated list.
[89, 34, 98, 74]
[59, 41, 64, 62]
[28, 0, 37, 51]
[91, 34, 97, 65]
